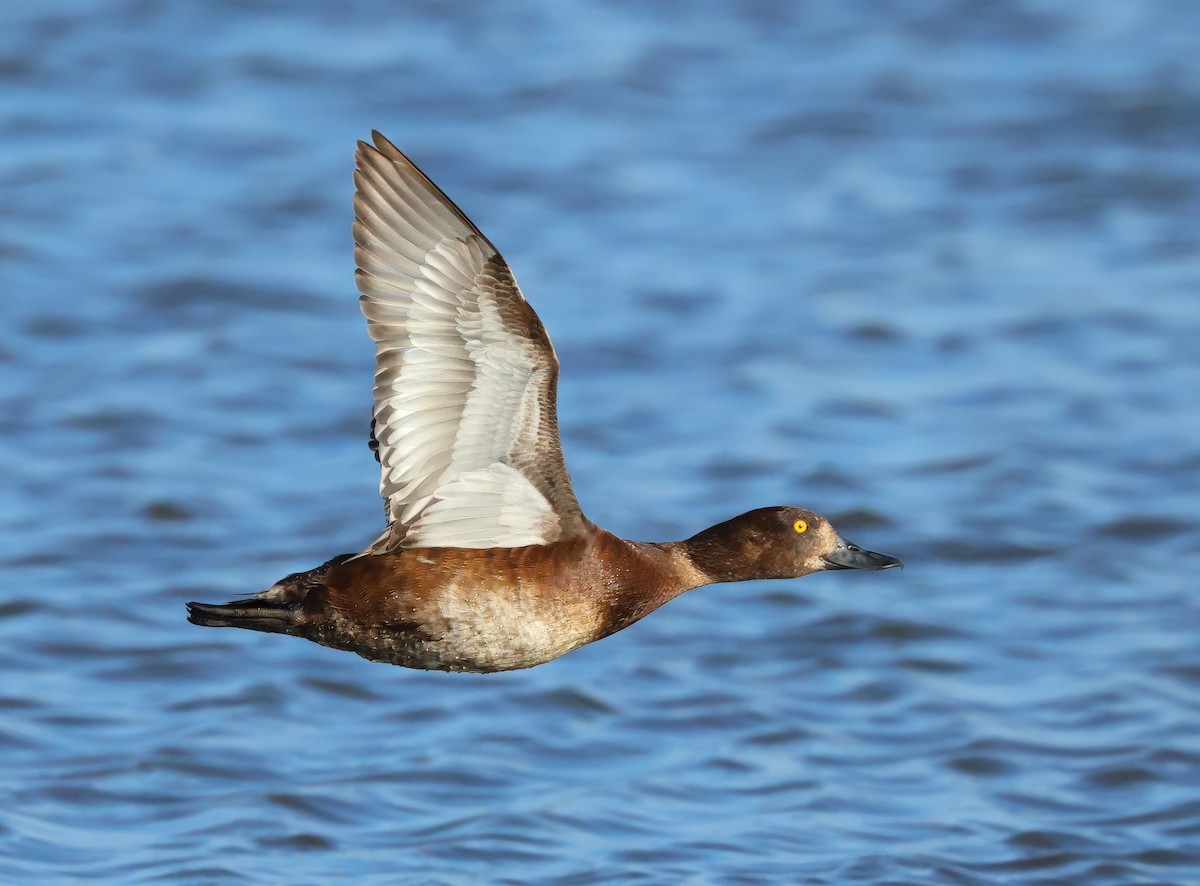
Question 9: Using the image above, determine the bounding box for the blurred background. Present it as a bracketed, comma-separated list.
[2, 1, 1199, 882]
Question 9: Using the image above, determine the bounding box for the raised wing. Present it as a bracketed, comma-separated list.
[353, 132, 587, 550]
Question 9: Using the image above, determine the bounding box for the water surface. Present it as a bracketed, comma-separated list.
[2, 1, 1199, 882]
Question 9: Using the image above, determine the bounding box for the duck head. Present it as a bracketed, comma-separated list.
[683, 506, 902, 584]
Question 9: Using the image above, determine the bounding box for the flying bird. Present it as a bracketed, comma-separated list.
[187, 132, 902, 672]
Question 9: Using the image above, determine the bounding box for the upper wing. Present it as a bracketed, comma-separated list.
[353, 131, 587, 550]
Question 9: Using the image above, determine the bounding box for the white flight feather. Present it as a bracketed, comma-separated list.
[360, 230, 559, 548]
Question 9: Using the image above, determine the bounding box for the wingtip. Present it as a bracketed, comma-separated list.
[355, 131, 496, 252]
[355, 136, 382, 165]
[370, 130, 404, 160]
[356, 131, 415, 176]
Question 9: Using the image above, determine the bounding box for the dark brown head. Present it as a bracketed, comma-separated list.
[683, 506, 902, 584]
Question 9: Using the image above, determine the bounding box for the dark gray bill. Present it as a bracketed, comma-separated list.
[823, 539, 903, 571]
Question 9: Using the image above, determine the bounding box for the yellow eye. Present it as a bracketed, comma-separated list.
[793, 519, 808, 534]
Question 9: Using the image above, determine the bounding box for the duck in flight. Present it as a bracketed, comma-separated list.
[187, 132, 902, 672]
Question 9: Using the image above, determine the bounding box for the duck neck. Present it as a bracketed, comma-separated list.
[679, 518, 780, 584]
[586, 533, 711, 640]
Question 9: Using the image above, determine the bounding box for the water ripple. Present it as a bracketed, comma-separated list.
[2, 0, 1199, 881]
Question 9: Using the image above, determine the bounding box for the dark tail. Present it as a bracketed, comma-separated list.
[186, 599, 299, 635]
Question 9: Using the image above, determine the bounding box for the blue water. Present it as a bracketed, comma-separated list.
[3, 1, 1200, 881]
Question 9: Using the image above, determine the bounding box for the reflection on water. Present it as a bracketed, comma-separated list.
[2, 0, 1200, 881]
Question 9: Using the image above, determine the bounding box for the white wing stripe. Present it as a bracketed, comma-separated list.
[356, 248, 423, 283]
[353, 229, 424, 278]
[404, 464, 557, 549]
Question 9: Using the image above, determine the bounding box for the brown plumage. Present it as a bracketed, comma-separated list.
[186, 133, 902, 673]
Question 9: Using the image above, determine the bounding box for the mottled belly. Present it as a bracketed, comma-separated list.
[307, 587, 605, 673]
